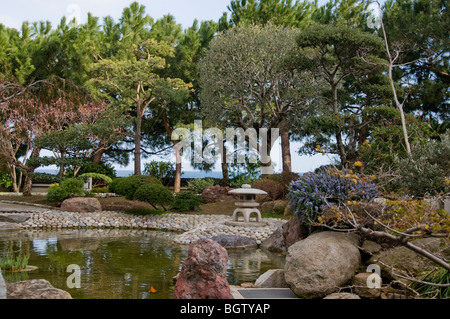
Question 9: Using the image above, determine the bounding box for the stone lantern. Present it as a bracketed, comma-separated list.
[228, 184, 267, 224]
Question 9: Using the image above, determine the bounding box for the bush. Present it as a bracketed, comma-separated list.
[252, 179, 286, 201]
[46, 184, 69, 203]
[143, 161, 175, 186]
[172, 191, 203, 212]
[287, 167, 379, 226]
[111, 175, 161, 200]
[46, 178, 85, 203]
[395, 130, 450, 197]
[133, 183, 174, 210]
[187, 178, 215, 194]
[70, 161, 117, 178]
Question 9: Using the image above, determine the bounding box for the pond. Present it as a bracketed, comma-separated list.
[0, 229, 285, 299]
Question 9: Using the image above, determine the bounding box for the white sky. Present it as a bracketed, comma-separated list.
[2, 0, 335, 173]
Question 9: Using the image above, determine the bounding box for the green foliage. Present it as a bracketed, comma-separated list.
[111, 175, 161, 200]
[74, 161, 117, 178]
[172, 191, 203, 212]
[133, 183, 174, 210]
[143, 161, 175, 186]
[252, 179, 286, 201]
[46, 178, 85, 203]
[187, 178, 215, 194]
[28, 173, 61, 184]
[0, 173, 12, 188]
[0, 253, 30, 271]
[80, 173, 113, 187]
[395, 131, 450, 197]
[411, 269, 450, 298]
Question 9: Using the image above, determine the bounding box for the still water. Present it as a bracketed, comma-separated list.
[0, 229, 285, 299]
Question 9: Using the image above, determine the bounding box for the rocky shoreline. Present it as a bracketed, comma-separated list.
[0, 209, 286, 245]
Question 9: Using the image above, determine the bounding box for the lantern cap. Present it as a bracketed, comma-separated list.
[228, 184, 268, 195]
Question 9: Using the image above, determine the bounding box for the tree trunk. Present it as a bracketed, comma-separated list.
[92, 141, 107, 164]
[134, 105, 142, 176]
[23, 147, 41, 196]
[173, 140, 182, 193]
[281, 130, 292, 173]
[221, 141, 229, 184]
[331, 83, 347, 167]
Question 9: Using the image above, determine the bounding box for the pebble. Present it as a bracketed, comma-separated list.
[1, 209, 287, 246]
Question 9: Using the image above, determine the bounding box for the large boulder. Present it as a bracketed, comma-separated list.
[284, 231, 361, 299]
[281, 217, 309, 249]
[369, 237, 450, 278]
[60, 197, 102, 213]
[6, 279, 72, 299]
[201, 185, 235, 203]
[173, 238, 232, 299]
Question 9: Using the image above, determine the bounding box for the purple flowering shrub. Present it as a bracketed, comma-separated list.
[287, 167, 379, 225]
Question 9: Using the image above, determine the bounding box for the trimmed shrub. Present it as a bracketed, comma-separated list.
[172, 191, 203, 212]
[187, 178, 215, 194]
[112, 175, 161, 200]
[252, 179, 286, 201]
[134, 183, 174, 210]
[46, 178, 85, 203]
[287, 167, 379, 226]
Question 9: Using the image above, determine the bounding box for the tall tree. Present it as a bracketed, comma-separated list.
[199, 23, 316, 177]
[293, 24, 385, 167]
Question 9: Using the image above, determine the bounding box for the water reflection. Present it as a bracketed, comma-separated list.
[0, 229, 285, 299]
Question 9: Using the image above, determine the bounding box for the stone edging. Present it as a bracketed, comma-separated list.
[0, 209, 287, 246]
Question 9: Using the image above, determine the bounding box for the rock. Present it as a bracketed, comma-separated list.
[352, 273, 381, 299]
[173, 238, 232, 299]
[260, 226, 286, 252]
[210, 234, 257, 249]
[0, 222, 21, 231]
[201, 185, 236, 203]
[281, 217, 308, 249]
[284, 231, 361, 299]
[284, 203, 292, 216]
[254, 269, 289, 288]
[323, 292, 361, 299]
[0, 270, 6, 299]
[60, 197, 102, 213]
[6, 279, 72, 299]
[0, 213, 30, 223]
[360, 240, 382, 255]
[369, 237, 450, 278]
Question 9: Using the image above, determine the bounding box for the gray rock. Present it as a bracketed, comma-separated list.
[0, 222, 21, 231]
[6, 279, 72, 299]
[210, 234, 257, 249]
[369, 237, 450, 277]
[0, 213, 30, 223]
[260, 226, 286, 252]
[352, 273, 381, 299]
[255, 269, 289, 288]
[0, 270, 6, 299]
[360, 240, 382, 255]
[323, 292, 361, 299]
[284, 231, 361, 299]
